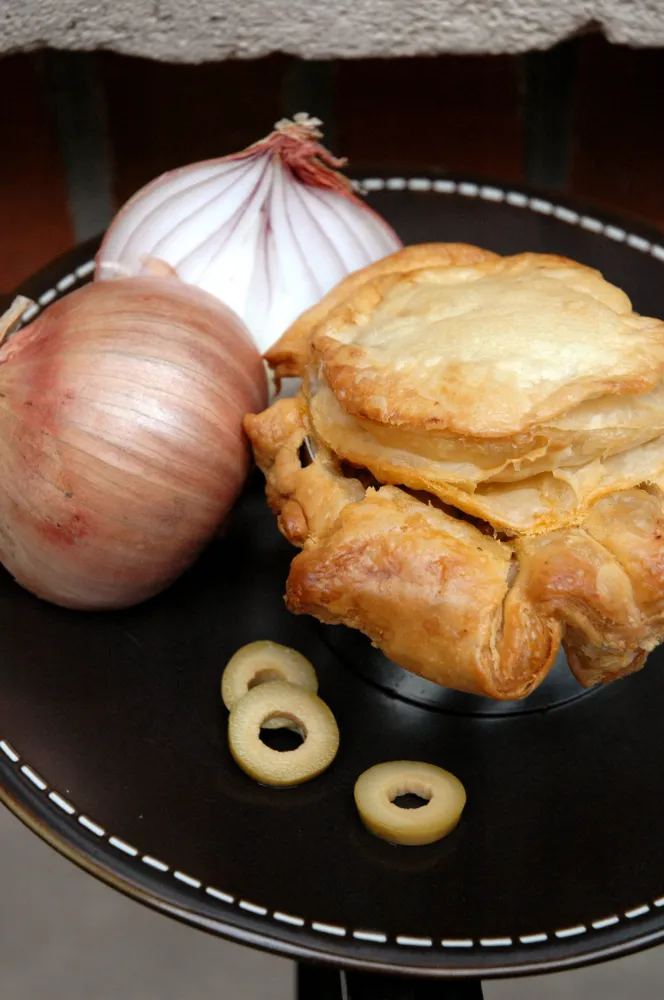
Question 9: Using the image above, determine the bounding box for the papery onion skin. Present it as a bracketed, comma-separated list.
[95, 115, 402, 353]
[0, 278, 266, 610]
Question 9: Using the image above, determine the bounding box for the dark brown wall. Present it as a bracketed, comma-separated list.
[1, 36, 662, 291]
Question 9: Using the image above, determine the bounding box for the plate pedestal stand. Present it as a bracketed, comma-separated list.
[297, 965, 484, 998]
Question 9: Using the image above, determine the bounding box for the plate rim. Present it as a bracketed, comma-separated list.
[5, 743, 664, 980]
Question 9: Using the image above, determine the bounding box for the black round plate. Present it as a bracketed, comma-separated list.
[3, 175, 664, 980]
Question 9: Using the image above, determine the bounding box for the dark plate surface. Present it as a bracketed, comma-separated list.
[3, 175, 664, 979]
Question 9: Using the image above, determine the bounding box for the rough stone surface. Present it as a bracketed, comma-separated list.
[2, 1, 664, 62]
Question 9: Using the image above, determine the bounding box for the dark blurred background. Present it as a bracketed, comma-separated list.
[2, 36, 663, 292]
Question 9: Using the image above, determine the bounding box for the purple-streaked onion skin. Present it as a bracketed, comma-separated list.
[0, 277, 266, 610]
[96, 117, 402, 353]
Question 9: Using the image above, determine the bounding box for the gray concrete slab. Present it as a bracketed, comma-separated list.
[2, 1, 664, 61]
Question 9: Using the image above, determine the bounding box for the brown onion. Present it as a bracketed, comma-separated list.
[0, 277, 266, 609]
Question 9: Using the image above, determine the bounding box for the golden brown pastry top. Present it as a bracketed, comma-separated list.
[266, 243, 664, 534]
[266, 244, 496, 379]
[268, 244, 664, 438]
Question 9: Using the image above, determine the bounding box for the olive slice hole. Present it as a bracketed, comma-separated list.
[259, 712, 306, 752]
[389, 781, 433, 810]
[392, 793, 430, 810]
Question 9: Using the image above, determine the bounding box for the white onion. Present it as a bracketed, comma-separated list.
[0, 278, 266, 610]
[97, 114, 402, 353]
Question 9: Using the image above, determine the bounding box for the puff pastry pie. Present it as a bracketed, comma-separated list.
[245, 244, 664, 699]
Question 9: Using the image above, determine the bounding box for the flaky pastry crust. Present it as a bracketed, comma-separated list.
[268, 244, 664, 432]
[248, 244, 664, 698]
[265, 243, 499, 380]
[307, 378, 664, 533]
[245, 399, 664, 698]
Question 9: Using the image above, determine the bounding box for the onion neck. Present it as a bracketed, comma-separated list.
[236, 113, 357, 202]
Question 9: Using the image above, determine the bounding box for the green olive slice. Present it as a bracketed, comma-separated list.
[222, 641, 318, 717]
[354, 761, 466, 846]
[228, 681, 339, 787]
